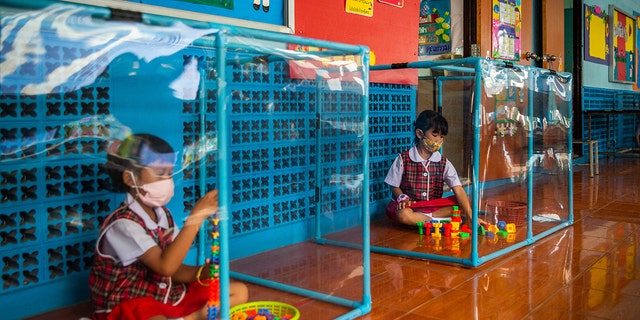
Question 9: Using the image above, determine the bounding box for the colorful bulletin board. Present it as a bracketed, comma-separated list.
[584, 4, 610, 65]
[295, 1, 419, 85]
[609, 5, 636, 84]
[418, 0, 452, 57]
[491, 0, 521, 61]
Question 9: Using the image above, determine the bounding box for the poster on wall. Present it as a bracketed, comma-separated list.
[490, 0, 521, 61]
[633, 11, 640, 91]
[345, 0, 374, 17]
[609, 5, 636, 84]
[131, 0, 289, 30]
[584, 4, 610, 65]
[418, 0, 452, 57]
[378, 0, 404, 8]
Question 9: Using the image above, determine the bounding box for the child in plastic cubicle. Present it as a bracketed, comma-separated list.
[89, 133, 248, 320]
[384, 110, 487, 227]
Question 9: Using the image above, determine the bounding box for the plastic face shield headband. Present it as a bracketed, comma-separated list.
[119, 142, 177, 171]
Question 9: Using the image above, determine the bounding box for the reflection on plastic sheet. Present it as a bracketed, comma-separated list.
[329, 173, 363, 189]
[0, 114, 130, 161]
[0, 3, 217, 98]
[0, 113, 220, 180]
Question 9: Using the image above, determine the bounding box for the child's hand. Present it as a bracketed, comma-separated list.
[465, 215, 488, 227]
[188, 189, 219, 224]
[397, 199, 416, 210]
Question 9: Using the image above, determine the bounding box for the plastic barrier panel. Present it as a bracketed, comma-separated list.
[0, 1, 371, 318]
[325, 58, 573, 268]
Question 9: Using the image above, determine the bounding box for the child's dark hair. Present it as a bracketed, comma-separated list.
[413, 110, 448, 145]
[103, 133, 175, 193]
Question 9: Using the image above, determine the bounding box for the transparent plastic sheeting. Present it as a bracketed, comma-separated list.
[0, 1, 371, 319]
[357, 58, 573, 267]
[479, 60, 572, 226]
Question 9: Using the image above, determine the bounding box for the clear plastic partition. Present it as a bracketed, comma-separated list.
[327, 58, 573, 268]
[0, 1, 370, 319]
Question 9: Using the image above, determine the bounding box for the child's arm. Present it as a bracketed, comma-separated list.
[450, 186, 488, 226]
[391, 186, 415, 210]
[390, 186, 404, 201]
[139, 189, 219, 277]
[451, 186, 472, 223]
[172, 264, 201, 283]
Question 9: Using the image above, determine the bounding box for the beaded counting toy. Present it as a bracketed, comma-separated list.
[207, 216, 221, 320]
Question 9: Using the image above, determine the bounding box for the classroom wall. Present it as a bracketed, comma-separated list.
[294, 1, 420, 85]
[581, 0, 639, 91]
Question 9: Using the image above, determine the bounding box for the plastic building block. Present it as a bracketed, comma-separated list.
[443, 223, 452, 237]
[497, 220, 507, 230]
[505, 223, 516, 233]
[432, 222, 442, 237]
[478, 225, 486, 236]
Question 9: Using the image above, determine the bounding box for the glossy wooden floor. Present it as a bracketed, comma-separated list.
[27, 157, 640, 319]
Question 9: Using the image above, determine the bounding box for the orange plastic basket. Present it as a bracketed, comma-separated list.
[485, 200, 527, 226]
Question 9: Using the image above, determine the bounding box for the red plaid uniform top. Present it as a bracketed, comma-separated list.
[398, 151, 447, 201]
[89, 205, 186, 313]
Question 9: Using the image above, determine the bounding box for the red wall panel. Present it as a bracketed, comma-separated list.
[294, 1, 419, 85]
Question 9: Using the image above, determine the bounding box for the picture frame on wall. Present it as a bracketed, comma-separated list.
[609, 5, 636, 84]
[583, 4, 609, 66]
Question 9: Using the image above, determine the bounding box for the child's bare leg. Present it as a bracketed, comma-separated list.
[396, 208, 432, 226]
[185, 281, 248, 320]
[230, 281, 249, 307]
[431, 206, 453, 219]
[185, 307, 207, 320]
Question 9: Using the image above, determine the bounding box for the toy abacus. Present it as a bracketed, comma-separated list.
[207, 215, 221, 319]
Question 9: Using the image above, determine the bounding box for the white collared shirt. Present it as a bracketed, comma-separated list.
[100, 193, 179, 266]
[384, 145, 461, 189]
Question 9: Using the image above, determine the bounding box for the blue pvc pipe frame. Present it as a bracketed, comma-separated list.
[360, 57, 572, 267]
[211, 30, 373, 320]
[0, 0, 373, 318]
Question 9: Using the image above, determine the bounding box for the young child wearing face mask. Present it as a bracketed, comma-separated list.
[384, 110, 486, 227]
[89, 133, 248, 320]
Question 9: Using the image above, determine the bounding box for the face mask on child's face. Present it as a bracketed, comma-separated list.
[419, 129, 443, 153]
[129, 171, 174, 207]
[422, 138, 443, 153]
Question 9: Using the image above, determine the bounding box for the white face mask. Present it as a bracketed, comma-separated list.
[129, 172, 174, 207]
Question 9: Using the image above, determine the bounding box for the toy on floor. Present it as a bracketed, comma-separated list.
[416, 206, 517, 239]
[207, 214, 221, 320]
[231, 307, 294, 320]
[230, 301, 300, 320]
